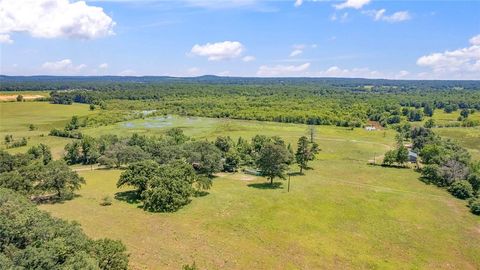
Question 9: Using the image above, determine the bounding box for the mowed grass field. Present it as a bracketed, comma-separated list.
[1, 101, 479, 269]
[0, 101, 94, 158]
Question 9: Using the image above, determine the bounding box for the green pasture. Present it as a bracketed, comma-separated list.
[0, 101, 94, 158]
[1, 101, 479, 269]
[434, 127, 480, 160]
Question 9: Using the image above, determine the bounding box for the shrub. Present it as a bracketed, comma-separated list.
[448, 180, 474, 199]
[100, 196, 112, 206]
[468, 198, 480, 215]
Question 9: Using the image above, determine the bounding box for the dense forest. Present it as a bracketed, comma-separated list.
[2, 76, 480, 127]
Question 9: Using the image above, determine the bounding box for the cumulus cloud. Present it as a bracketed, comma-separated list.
[0, 34, 13, 44]
[0, 0, 115, 42]
[190, 41, 245, 61]
[294, 0, 303, 7]
[416, 34, 480, 79]
[41, 59, 87, 74]
[335, 0, 371, 10]
[98, 63, 109, 69]
[364, 9, 411, 23]
[257, 62, 311, 76]
[242, 55, 256, 62]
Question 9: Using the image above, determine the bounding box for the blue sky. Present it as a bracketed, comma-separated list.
[1, 0, 479, 79]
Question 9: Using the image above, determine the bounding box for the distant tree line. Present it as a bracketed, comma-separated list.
[36, 81, 480, 128]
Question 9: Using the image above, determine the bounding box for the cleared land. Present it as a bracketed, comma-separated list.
[0, 102, 94, 158]
[1, 101, 479, 269]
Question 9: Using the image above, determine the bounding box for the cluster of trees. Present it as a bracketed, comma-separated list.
[398, 126, 480, 215]
[49, 115, 84, 139]
[0, 144, 84, 201]
[3, 134, 27, 149]
[12, 78, 474, 128]
[0, 188, 129, 269]
[60, 128, 319, 211]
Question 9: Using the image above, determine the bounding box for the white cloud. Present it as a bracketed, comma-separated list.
[0, 0, 115, 42]
[364, 9, 411, 23]
[41, 59, 87, 74]
[330, 12, 349, 22]
[118, 69, 136, 76]
[242, 55, 256, 62]
[294, 0, 303, 7]
[290, 49, 303, 57]
[182, 0, 259, 9]
[98, 63, 109, 69]
[416, 34, 480, 79]
[313, 66, 383, 78]
[257, 62, 310, 76]
[186, 67, 201, 76]
[470, 34, 480, 46]
[216, 70, 231, 76]
[190, 41, 245, 61]
[0, 34, 13, 44]
[335, 0, 371, 10]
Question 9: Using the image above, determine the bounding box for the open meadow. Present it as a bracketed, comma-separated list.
[2, 101, 477, 269]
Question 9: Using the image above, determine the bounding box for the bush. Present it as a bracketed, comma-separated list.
[100, 196, 112, 206]
[382, 150, 397, 166]
[448, 180, 474, 199]
[468, 198, 480, 215]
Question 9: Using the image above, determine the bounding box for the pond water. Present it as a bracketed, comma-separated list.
[121, 115, 204, 129]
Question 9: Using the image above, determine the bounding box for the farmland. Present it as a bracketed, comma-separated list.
[1, 99, 479, 269]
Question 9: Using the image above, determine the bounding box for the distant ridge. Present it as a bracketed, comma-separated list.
[1, 75, 480, 90]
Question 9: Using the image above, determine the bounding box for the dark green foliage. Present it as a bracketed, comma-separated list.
[215, 136, 233, 153]
[27, 143, 52, 165]
[117, 160, 160, 193]
[256, 143, 291, 185]
[0, 188, 129, 269]
[468, 198, 480, 215]
[183, 262, 199, 270]
[0, 150, 84, 200]
[448, 180, 474, 199]
[424, 119, 435, 128]
[382, 150, 397, 166]
[467, 171, 480, 195]
[165, 128, 189, 144]
[396, 145, 409, 165]
[224, 150, 241, 172]
[295, 136, 319, 173]
[141, 161, 197, 212]
[4, 135, 27, 149]
[91, 239, 129, 270]
[41, 160, 85, 199]
[186, 141, 223, 176]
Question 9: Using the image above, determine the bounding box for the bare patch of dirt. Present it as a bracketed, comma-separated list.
[0, 94, 45, 101]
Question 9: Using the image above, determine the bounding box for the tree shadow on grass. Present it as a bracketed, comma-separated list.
[194, 191, 210, 197]
[247, 182, 283, 189]
[114, 190, 141, 204]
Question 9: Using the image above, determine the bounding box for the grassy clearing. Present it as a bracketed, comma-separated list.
[434, 127, 480, 160]
[0, 102, 94, 158]
[2, 102, 478, 269]
[41, 115, 480, 270]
